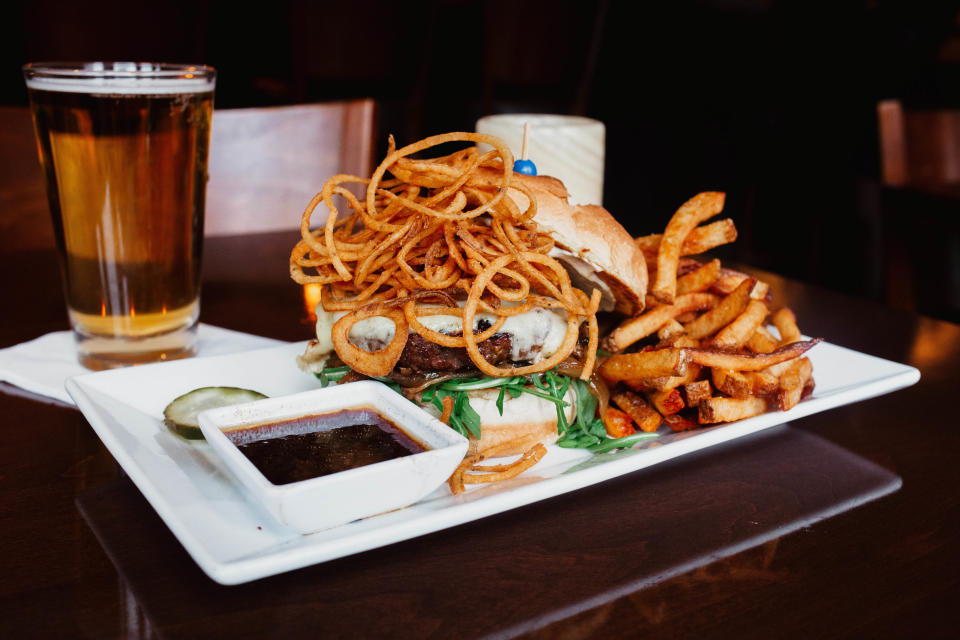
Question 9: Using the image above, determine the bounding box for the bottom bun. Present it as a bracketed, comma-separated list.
[454, 387, 576, 457]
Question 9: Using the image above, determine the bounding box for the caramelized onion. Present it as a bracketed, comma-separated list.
[590, 372, 611, 419]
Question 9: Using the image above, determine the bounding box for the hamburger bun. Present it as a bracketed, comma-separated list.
[431, 387, 576, 457]
[299, 157, 646, 467]
[476, 168, 649, 314]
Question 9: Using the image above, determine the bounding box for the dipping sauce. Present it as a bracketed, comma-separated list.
[226, 408, 425, 485]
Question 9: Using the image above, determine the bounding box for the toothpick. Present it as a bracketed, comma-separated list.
[521, 122, 531, 160]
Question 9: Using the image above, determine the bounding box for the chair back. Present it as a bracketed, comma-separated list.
[206, 100, 376, 235]
[878, 99, 960, 187]
[0, 106, 50, 253]
[877, 99, 960, 323]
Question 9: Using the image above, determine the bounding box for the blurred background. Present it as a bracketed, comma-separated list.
[4, 0, 960, 323]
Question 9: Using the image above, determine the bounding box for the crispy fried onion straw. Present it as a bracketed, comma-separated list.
[448, 442, 548, 494]
[440, 395, 454, 425]
[290, 132, 602, 381]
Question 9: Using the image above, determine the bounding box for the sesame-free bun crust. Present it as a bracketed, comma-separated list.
[478, 169, 648, 315]
[460, 388, 575, 457]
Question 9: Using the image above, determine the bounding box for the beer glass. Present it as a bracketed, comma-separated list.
[23, 62, 216, 369]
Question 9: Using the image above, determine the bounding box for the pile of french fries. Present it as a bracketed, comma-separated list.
[598, 192, 819, 435]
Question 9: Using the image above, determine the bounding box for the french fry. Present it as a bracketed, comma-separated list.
[610, 192, 819, 435]
[652, 192, 726, 304]
[755, 325, 778, 342]
[749, 369, 780, 395]
[757, 358, 796, 380]
[663, 411, 699, 431]
[657, 319, 686, 342]
[776, 357, 813, 411]
[630, 363, 702, 392]
[752, 281, 771, 301]
[602, 407, 636, 438]
[599, 348, 691, 383]
[746, 326, 778, 354]
[683, 278, 754, 340]
[676, 258, 722, 296]
[712, 367, 779, 397]
[678, 257, 707, 273]
[636, 218, 738, 255]
[646, 388, 685, 415]
[771, 307, 802, 345]
[658, 332, 698, 351]
[683, 380, 712, 407]
[688, 338, 821, 371]
[611, 390, 663, 433]
[712, 368, 753, 398]
[710, 268, 771, 301]
[699, 396, 767, 424]
[603, 293, 718, 352]
[711, 299, 769, 349]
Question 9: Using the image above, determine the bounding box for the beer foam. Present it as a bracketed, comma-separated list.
[26, 75, 214, 95]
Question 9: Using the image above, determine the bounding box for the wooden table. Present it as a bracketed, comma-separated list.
[1, 231, 958, 638]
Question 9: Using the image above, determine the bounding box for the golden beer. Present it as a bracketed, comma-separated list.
[24, 63, 215, 369]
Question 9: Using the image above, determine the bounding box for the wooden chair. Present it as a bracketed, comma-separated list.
[878, 99, 960, 188]
[0, 99, 377, 252]
[0, 106, 50, 253]
[206, 100, 376, 235]
[876, 99, 960, 321]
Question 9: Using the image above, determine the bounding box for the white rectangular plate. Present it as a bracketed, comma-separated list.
[66, 340, 919, 585]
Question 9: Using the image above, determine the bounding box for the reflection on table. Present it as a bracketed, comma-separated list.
[75, 426, 899, 638]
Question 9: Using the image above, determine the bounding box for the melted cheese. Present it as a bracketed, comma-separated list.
[313, 303, 570, 363]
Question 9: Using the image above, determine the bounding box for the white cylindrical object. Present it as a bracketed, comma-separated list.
[476, 114, 605, 206]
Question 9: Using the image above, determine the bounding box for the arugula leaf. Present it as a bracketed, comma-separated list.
[447, 413, 468, 437]
[530, 373, 548, 391]
[573, 379, 597, 431]
[414, 369, 657, 453]
[455, 391, 482, 439]
[544, 370, 570, 433]
[519, 387, 570, 405]
[314, 366, 348, 388]
[587, 432, 659, 454]
[371, 377, 403, 394]
[421, 387, 436, 404]
[430, 390, 447, 413]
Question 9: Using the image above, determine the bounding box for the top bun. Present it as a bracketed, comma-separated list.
[478, 168, 648, 315]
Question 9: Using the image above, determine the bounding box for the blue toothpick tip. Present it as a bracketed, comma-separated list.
[513, 158, 537, 176]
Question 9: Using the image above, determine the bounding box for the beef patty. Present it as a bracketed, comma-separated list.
[393, 324, 589, 376]
[395, 332, 513, 374]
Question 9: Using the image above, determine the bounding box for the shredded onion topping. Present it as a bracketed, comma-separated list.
[290, 132, 600, 380]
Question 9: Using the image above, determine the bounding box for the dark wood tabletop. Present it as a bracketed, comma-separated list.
[1, 230, 958, 639]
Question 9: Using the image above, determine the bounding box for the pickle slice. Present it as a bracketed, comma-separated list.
[163, 386, 268, 440]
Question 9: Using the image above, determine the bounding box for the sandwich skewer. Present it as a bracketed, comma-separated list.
[513, 122, 538, 176]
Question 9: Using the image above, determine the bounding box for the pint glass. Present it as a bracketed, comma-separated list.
[23, 62, 216, 369]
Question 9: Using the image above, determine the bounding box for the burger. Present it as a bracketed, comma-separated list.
[290, 132, 648, 488]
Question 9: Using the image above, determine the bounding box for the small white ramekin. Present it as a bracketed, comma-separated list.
[198, 380, 468, 533]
